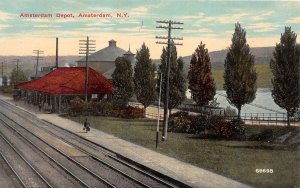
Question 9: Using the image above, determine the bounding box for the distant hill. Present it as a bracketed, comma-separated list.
[153, 46, 274, 69]
[0, 55, 80, 76]
[153, 46, 275, 89]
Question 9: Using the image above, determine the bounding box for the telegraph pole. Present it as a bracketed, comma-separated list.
[1, 61, 3, 80]
[156, 20, 183, 141]
[33, 50, 44, 79]
[1, 61, 3, 86]
[79, 36, 96, 102]
[12, 59, 20, 86]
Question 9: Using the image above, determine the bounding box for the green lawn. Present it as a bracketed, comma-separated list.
[68, 116, 299, 188]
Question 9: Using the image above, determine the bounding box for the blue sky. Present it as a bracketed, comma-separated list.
[0, 0, 299, 58]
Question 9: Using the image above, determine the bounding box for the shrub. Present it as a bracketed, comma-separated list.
[168, 111, 246, 140]
[97, 100, 113, 116]
[170, 111, 189, 118]
[70, 97, 85, 116]
[190, 115, 208, 133]
[112, 106, 144, 119]
[169, 113, 194, 133]
[215, 119, 245, 140]
[87, 100, 98, 115]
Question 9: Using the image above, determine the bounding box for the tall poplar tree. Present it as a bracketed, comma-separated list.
[134, 43, 156, 109]
[270, 27, 300, 127]
[224, 23, 257, 120]
[169, 57, 187, 111]
[112, 57, 134, 106]
[158, 44, 186, 113]
[188, 41, 216, 106]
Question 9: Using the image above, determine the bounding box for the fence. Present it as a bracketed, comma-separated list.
[227, 113, 300, 126]
[145, 112, 164, 120]
[129, 102, 300, 126]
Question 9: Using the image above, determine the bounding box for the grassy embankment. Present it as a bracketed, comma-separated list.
[68, 115, 299, 188]
[213, 64, 272, 89]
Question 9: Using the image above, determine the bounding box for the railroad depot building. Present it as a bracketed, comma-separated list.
[77, 39, 135, 79]
[16, 67, 112, 113]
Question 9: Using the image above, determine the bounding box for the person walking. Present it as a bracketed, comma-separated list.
[83, 118, 90, 133]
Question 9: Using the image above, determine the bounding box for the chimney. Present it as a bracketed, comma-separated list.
[108, 39, 116, 47]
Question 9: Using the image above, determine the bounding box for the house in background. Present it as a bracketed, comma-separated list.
[77, 39, 135, 80]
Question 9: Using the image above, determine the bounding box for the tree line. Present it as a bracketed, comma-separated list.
[112, 22, 300, 127]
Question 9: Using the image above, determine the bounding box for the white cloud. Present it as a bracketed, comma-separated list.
[33, 25, 61, 28]
[131, 6, 148, 15]
[22, 18, 51, 23]
[0, 11, 15, 21]
[287, 17, 300, 23]
[0, 24, 10, 29]
[85, 21, 116, 27]
[200, 12, 249, 24]
[180, 12, 205, 20]
[251, 11, 275, 21]
[248, 22, 280, 33]
[79, 27, 113, 31]
[184, 28, 213, 34]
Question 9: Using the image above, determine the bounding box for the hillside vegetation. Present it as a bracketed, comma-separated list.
[213, 64, 272, 90]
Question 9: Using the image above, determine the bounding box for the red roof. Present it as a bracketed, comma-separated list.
[17, 67, 112, 95]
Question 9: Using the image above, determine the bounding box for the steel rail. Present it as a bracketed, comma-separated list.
[0, 131, 52, 188]
[0, 151, 28, 188]
[0, 116, 92, 188]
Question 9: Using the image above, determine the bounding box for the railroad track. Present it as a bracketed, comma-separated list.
[0, 138, 47, 188]
[0, 100, 188, 188]
[0, 114, 111, 188]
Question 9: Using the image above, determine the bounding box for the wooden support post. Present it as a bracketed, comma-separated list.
[58, 95, 61, 114]
[49, 95, 52, 110]
[54, 96, 57, 112]
[25, 91, 28, 104]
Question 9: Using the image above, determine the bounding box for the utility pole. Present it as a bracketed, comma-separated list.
[156, 20, 183, 141]
[1, 61, 3, 86]
[12, 59, 20, 86]
[79, 36, 96, 102]
[1, 61, 3, 80]
[33, 50, 44, 79]
[56, 37, 59, 68]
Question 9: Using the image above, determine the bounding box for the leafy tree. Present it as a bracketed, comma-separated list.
[133, 43, 156, 109]
[158, 43, 186, 113]
[224, 23, 257, 120]
[188, 41, 216, 106]
[112, 57, 134, 106]
[270, 26, 300, 127]
[10, 67, 27, 87]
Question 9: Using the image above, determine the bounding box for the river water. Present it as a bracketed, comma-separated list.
[186, 88, 286, 114]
